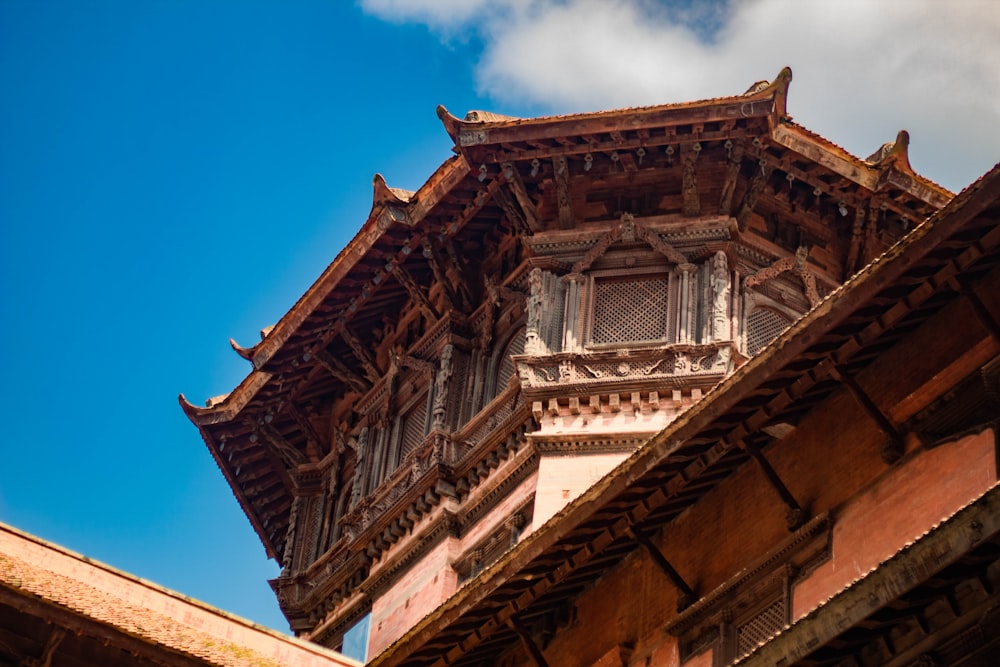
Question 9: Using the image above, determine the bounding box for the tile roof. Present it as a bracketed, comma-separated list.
[0, 522, 359, 667]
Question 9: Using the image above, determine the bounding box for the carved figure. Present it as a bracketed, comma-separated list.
[349, 428, 368, 509]
[525, 268, 544, 353]
[710, 251, 731, 340]
[432, 344, 454, 429]
[713, 345, 733, 372]
[675, 353, 690, 374]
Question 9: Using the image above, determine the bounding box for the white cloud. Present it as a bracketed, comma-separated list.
[361, 0, 1000, 191]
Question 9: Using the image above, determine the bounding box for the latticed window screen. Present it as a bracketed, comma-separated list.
[735, 596, 787, 658]
[591, 275, 671, 345]
[495, 331, 525, 392]
[746, 307, 794, 356]
[399, 401, 427, 458]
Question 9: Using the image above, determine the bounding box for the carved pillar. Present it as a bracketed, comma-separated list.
[349, 428, 369, 509]
[432, 343, 454, 430]
[710, 251, 731, 342]
[525, 267, 544, 354]
[562, 273, 585, 352]
[677, 263, 697, 344]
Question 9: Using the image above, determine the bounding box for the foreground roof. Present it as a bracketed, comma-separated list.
[0, 523, 359, 667]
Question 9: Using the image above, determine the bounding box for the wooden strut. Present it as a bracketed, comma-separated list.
[391, 264, 440, 323]
[552, 156, 574, 229]
[628, 525, 696, 611]
[313, 348, 371, 394]
[287, 402, 323, 462]
[742, 441, 807, 531]
[507, 617, 551, 667]
[339, 326, 382, 384]
[956, 278, 1000, 342]
[828, 364, 905, 463]
[27, 627, 65, 667]
[501, 162, 541, 232]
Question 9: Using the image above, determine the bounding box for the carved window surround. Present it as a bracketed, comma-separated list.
[665, 513, 831, 665]
[515, 342, 741, 400]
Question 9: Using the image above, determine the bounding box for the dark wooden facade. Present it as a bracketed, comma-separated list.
[180, 67, 997, 666]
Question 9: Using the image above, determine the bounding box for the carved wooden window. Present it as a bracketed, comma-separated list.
[454, 501, 533, 585]
[588, 271, 675, 347]
[731, 594, 787, 660]
[495, 328, 525, 393]
[746, 307, 793, 356]
[399, 399, 427, 459]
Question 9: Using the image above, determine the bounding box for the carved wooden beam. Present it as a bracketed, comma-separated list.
[390, 264, 440, 323]
[287, 403, 323, 462]
[571, 225, 622, 274]
[507, 618, 550, 667]
[339, 326, 382, 383]
[681, 142, 701, 217]
[312, 348, 370, 394]
[827, 364, 905, 463]
[628, 525, 696, 611]
[501, 162, 541, 232]
[719, 141, 745, 216]
[552, 156, 574, 229]
[736, 160, 770, 231]
[634, 221, 688, 265]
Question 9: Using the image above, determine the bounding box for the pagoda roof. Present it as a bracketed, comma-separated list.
[181, 67, 959, 564]
[364, 165, 1000, 666]
[0, 522, 359, 667]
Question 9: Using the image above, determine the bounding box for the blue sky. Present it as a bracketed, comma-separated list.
[2, 0, 998, 634]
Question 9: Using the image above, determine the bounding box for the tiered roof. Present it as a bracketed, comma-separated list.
[181, 67, 952, 568]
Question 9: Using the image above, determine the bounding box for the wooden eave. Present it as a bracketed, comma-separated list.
[442, 67, 950, 216]
[367, 165, 1000, 667]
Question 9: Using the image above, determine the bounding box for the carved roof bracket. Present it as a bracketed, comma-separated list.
[571, 213, 690, 274]
[744, 246, 821, 307]
[500, 161, 541, 232]
[339, 325, 382, 384]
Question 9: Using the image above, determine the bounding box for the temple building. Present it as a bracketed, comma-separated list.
[175, 67, 1000, 666]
